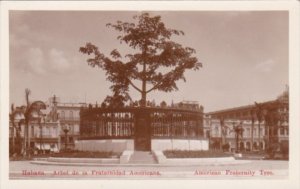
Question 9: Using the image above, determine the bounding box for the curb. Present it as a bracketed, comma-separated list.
[30, 160, 251, 167]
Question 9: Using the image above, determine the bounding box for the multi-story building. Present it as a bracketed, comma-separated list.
[48, 95, 87, 149]
[9, 102, 61, 155]
[10, 96, 87, 155]
[28, 118, 60, 153]
[205, 89, 289, 153]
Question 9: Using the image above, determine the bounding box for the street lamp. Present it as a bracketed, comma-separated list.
[234, 122, 244, 153]
[63, 125, 70, 150]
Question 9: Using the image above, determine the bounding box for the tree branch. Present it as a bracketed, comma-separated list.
[146, 82, 162, 93]
[128, 80, 142, 93]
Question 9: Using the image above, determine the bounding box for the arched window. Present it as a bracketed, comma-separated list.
[214, 126, 219, 136]
[61, 111, 65, 119]
[69, 111, 73, 119]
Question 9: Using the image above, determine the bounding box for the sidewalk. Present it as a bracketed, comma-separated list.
[9, 160, 288, 179]
[30, 159, 251, 167]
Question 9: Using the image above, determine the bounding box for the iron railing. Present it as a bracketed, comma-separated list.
[79, 107, 204, 140]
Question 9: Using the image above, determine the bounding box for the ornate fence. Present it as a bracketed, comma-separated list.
[79, 107, 204, 140]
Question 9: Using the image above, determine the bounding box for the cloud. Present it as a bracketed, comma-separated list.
[24, 47, 72, 75]
[11, 24, 73, 75]
[10, 33, 31, 48]
[10, 24, 74, 75]
[255, 59, 275, 73]
[48, 48, 71, 72]
[15, 24, 30, 34]
[27, 47, 46, 74]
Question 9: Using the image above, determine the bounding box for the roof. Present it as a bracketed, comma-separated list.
[206, 100, 276, 115]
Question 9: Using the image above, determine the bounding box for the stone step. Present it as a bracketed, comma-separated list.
[129, 151, 157, 164]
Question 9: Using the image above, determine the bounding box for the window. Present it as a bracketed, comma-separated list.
[280, 128, 284, 135]
[46, 127, 50, 137]
[31, 126, 34, 137]
[53, 127, 57, 137]
[247, 128, 251, 137]
[68, 125, 73, 134]
[49, 127, 53, 138]
[61, 111, 65, 119]
[266, 129, 270, 136]
[74, 125, 80, 134]
[214, 126, 219, 136]
[69, 111, 73, 120]
[260, 128, 264, 136]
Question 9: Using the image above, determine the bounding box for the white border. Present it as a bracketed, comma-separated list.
[1, 1, 299, 189]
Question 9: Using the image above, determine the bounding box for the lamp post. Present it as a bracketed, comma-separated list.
[234, 122, 244, 153]
[63, 125, 70, 150]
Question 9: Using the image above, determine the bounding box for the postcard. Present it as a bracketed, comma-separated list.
[1, 1, 299, 189]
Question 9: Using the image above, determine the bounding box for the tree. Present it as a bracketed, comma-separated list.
[250, 109, 255, 151]
[21, 89, 46, 156]
[9, 104, 24, 156]
[9, 104, 17, 155]
[220, 117, 227, 146]
[254, 102, 264, 151]
[80, 13, 202, 107]
[264, 101, 282, 153]
[160, 101, 167, 108]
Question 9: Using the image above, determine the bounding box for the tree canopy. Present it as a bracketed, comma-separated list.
[80, 13, 202, 107]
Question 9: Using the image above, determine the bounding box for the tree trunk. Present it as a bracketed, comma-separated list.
[24, 120, 29, 156]
[27, 124, 31, 155]
[140, 62, 147, 107]
[267, 124, 270, 151]
[141, 90, 146, 107]
[251, 117, 254, 151]
[23, 124, 27, 156]
[258, 121, 261, 151]
[12, 125, 15, 154]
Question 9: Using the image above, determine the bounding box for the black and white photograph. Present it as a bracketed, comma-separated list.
[1, 1, 299, 189]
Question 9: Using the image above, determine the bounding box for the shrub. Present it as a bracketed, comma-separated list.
[222, 143, 230, 152]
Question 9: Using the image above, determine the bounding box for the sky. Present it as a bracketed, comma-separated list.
[9, 11, 288, 112]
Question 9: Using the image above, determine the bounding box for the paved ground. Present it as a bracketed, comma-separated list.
[9, 160, 288, 179]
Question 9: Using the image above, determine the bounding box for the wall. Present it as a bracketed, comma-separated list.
[75, 139, 134, 152]
[151, 139, 209, 151]
[75, 139, 209, 152]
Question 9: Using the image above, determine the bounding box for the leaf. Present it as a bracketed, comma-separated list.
[80, 12, 203, 106]
[110, 49, 122, 59]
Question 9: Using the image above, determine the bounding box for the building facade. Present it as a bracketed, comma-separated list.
[48, 95, 87, 150]
[205, 89, 289, 153]
[9, 96, 87, 155]
[9, 103, 61, 155]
